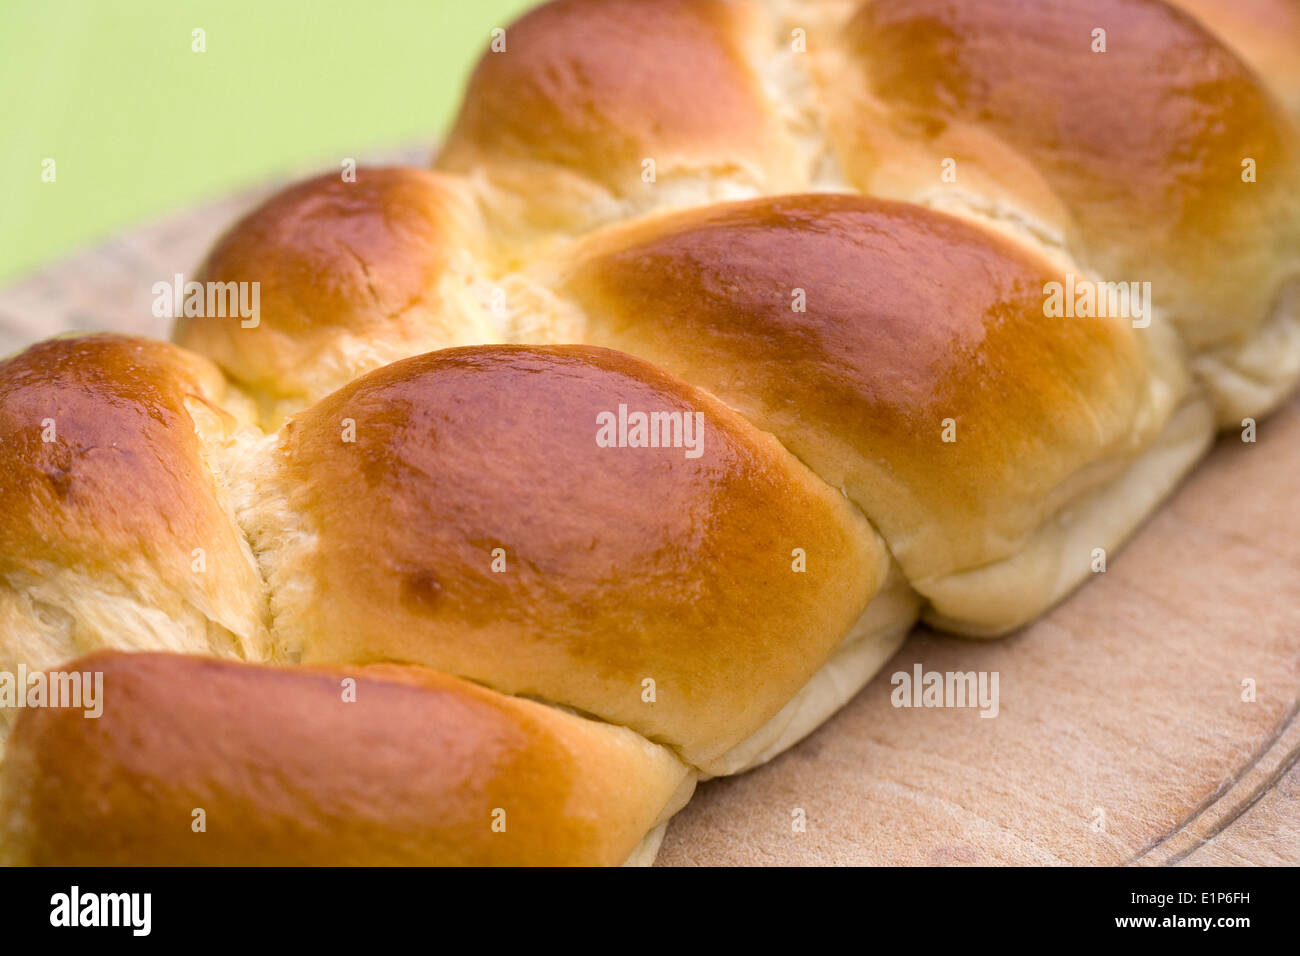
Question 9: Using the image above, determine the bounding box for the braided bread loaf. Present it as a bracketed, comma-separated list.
[1, 0, 1298, 866]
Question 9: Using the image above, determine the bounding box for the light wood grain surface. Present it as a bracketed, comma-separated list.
[2, 156, 1296, 867]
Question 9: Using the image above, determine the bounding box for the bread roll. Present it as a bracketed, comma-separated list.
[3, 0, 1298, 866]
[437, 0, 801, 245]
[0, 335, 268, 738]
[174, 167, 497, 425]
[537, 192, 1212, 634]
[234, 343, 903, 771]
[816, 0, 1300, 423]
[432, 0, 1300, 424]
[0, 651, 691, 865]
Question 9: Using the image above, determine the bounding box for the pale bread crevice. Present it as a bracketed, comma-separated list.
[700, 561, 919, 778]
[622, 823, 671, 868]
[1191, 276, 1300, 428]
[921, 391, 1216, 637]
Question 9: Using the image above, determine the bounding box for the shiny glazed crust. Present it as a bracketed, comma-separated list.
[0, 0, 1298, 865]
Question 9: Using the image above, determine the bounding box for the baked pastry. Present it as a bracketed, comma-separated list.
[2, 0, 1297, 865]
[0, 335, 269, 682]
[2, 651, 692, 866]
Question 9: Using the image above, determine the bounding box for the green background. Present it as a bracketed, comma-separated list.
[0, 0, 533, 284]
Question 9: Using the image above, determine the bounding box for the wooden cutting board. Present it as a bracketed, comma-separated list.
[3, 154, 1297, 867]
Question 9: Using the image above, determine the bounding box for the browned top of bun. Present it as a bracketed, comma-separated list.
[245, 344, 886, 768]
[828, 0, 1300, 350]
[0, 335, 266, 661]
[437, 0, 796, 234]
[0, 651, 687, 865]
[559, 194, 1173, 582]
[175, 167, 492, 414]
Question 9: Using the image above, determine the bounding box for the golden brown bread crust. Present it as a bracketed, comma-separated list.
[240, 344, 888, 768]
[556, 194, 1184, 589]
[0, 651, 689, 865]
[173, 0, 1297, 427]
[0, 335, 268, 686]
[823, 0, 1300, 356]
[3, 0, 1297, 867]
[1166, 0, 1300, 117]
[437, 0, 797, 239]
[174, 167, 495, 420]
